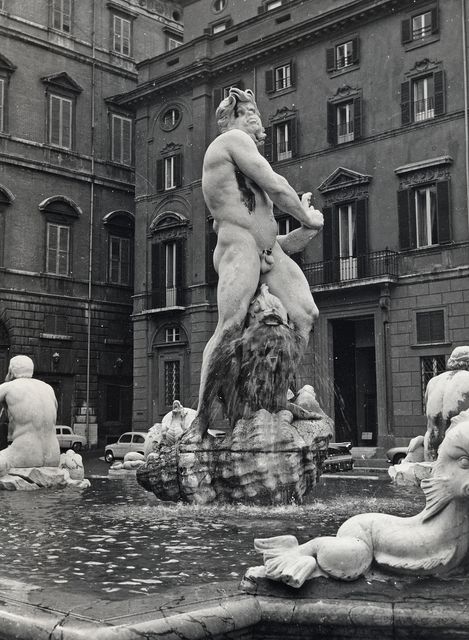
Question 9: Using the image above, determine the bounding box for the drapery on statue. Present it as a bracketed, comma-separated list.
[250, 409, 469, 587]
[0, 355, 60, 477]
[195, 87, 324, 433]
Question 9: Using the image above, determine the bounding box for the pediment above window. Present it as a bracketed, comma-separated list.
[329, 84, 359, 103]
[0, 54, 16, 75]
[39, 196, 82, 217]
[269, 105, 296, 122]
[149, 211, 188, 237]
[406, 58, 439, 78]
[160, 142, 183, 155]
[41, 72, 83, 94]
[318, 167, 372, 193]
[103, 210, 134, 232]
[0, 185, 15, 205]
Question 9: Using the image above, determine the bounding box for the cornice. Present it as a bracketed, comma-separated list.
[117, 0, 408, 107]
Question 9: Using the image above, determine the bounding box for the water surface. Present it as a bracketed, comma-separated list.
[0, 475, 425, 600]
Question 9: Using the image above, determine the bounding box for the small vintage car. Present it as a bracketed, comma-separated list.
[104, 431, 148, 463]
[56, 426, 87, 452]
[322, 442, 354, 472]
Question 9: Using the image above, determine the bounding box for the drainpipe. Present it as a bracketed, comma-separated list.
[86, 3, 97, 445]
[463, 0, 469, 228]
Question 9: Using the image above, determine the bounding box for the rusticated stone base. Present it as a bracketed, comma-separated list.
[137, 408, 333, 505]
[0, 466, 90, 490]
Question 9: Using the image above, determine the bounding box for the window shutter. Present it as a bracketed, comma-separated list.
[431, 7, 439, 34]
[326, 47, 336, 72]
[400, 81, 411, 125]
[401, 18, 412, 44]
[436, 180, 451, 244]
[50, 95, 61, 145]
[156, 159, 165, 192]
[206, 222, 218, 285]
[258, 5, 266, 14]
[263, 125, 273, 161]
[175, 238, 185, 305]
[111, 115, 119, 162]
[151, 242, 166, 308]
[62, 98, 71, 149]
[433, 70, 445, 116]
[265, 69, 275, 93]
[397, 188, 416, 250]
[289, 118, 298, 157]
[352, 37, 360, 65]
[327, 101, 336, 145]
[353, 96, 362, 139]
[289, 61, 296, 87]
[122, 118, 132, 165]
[355, 198, 368, 277]
[174, 153, 183, 187]
[322, 206, 339, 282]
[213, 88, 223, 109]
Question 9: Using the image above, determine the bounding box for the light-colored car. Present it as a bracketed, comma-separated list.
[56, 425, 87, 452]
[104, 431, 148, 463]
[386, 446, 407, 465]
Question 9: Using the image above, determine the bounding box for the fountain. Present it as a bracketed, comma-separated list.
[2, 90, 469, 638]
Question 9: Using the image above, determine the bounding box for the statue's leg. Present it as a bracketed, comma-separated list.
[0, 450, 11, 477]
[262, 242, 318, 346]
[196, 242, 261, 432]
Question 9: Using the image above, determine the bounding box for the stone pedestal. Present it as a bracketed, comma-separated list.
[137, 408, 332, 505]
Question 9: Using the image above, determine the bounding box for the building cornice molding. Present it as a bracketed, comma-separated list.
[116, 0, 407, 107]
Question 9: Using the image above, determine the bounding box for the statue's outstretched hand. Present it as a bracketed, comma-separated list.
[301, 192, 324, 231]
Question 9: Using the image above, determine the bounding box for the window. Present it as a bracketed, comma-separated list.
[266, 0, 282, 9]
[109, 236, 131, 285]
[46, 222, 70, 275]
[166, 327, 180, 342]
[397, 180, 451, 250]
[168, 36, 182, 50]
[277, 215, 299, 235]
[266, 62, 295, 93]
[165, 241, 177, 306]
[401, 70, 444, 125]
[263, 117, 297, 162]
[327, 96, 362, 145]
[416, 310, 445, 344]
[338, 203, 357, 280]
[151, 237, 185, 308]
[212, 22, 227, 34]
[49, 94, 72, 149]
[112, 14, 131, 56]
[326, 37, 359, 73]
[51, 0, 71, 33]
[164, 360, 181, 406]
[0, 79, 4, 132]
[402, 8, 438, 44]
[44, 314, 68, 336]
[212, 0, 227, 11]
[160, 107, 181, 131]
[111, 114, 132, 165]
[156, 154, 182, 191]
[421, 355, 446, 411]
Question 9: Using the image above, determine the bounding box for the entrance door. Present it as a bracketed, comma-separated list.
[332, 317, 377, 446]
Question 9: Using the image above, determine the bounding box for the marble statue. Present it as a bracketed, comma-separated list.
[137, 89, 329, 505]
[0, 355, 60, 476]
[421, 346, 469, 460]
[144, 400, 197, 458]
[194, 87, 324, 434]
[250, 409, 469, 587]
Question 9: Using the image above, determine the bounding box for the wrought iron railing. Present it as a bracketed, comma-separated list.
[302, 250, 399, 287]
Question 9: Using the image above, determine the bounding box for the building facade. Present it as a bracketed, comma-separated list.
[119, 0, 469, 451]
[0, 0, 182, 445]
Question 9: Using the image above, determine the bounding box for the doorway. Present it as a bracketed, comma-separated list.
[332, 317, 377, 446]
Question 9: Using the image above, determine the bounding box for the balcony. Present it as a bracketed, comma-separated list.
[414, 97, 434, 122]
[303, 250, 399, 290]
[337, 120, 354, 144]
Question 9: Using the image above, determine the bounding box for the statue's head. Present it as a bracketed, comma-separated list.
[421, 409, 469, 520]
[216, 87, 266, 143]
[447, 346, 469, 371]
[6, 355, 34, 381]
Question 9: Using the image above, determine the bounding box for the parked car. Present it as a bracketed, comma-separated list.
[323, 442, 354, 472]
[104, 431, 148, 463]
[386, 446, 408, 465]
[56, 425, 87, 452]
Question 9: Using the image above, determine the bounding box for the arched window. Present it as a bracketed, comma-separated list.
[149, 212, 187, 309]
[39, 196, 81, 276]
[103, 210, 134, 286]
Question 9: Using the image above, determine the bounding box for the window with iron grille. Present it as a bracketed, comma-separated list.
[165, 327, 180, 342]
[164, 360, 180, 405]
[402, 8, 438, 44]
[327, 95, 362, 146]
[421, 354, 446, 411]
[416, 310, 445, 344]
[326, 37, 359, 73]
[263, 118, 297, 162]
[112, 14, 131, 56]
[51, 0, 71, 33]
[265, 62, 295, 94]
[401, 70, 445, 126]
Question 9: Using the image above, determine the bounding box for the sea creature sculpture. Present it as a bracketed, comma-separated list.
[253, 409, 469, 587]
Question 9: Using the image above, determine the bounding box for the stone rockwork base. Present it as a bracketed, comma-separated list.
[0, 466, 90, 490]
[137, 408, 333, 505]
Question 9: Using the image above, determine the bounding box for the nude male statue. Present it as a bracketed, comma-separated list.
[197, 88, 324, 430]
[0, 355, 60, 476]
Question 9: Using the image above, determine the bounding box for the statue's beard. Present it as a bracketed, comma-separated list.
[253, 126, 266, 143]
